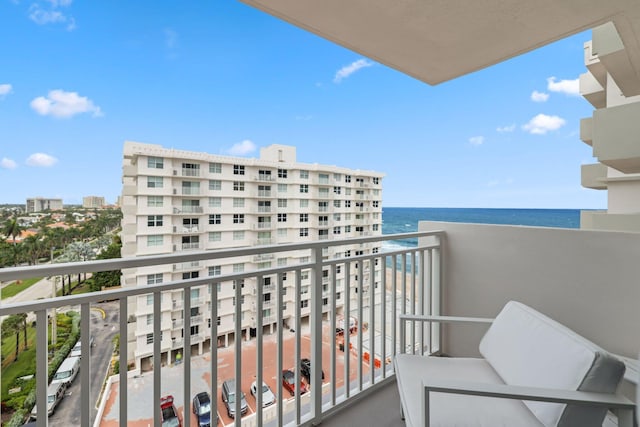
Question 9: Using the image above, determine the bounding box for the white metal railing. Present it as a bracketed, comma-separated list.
[0, 231, 442, 427]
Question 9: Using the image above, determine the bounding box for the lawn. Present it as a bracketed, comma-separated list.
[1, 277, 42, 300]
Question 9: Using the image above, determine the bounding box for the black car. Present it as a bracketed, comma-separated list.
[192, 391, 214, 426]
[300, 358, 325, 385]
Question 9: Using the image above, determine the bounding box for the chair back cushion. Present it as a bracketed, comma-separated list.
[479, 301, 625, 427]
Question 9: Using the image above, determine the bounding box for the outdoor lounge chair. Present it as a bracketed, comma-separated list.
[394, 301, 635, 427]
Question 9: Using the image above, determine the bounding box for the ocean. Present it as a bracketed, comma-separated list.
[381, 207, 582, 251]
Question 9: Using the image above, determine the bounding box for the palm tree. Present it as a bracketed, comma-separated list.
[2, 217, 23, 266]
[2, 315, 22, 360]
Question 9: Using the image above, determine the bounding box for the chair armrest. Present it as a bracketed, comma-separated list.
[398, 314, 493, 354]
[399, 314, 494, 325]
[422, 379, 636, 427]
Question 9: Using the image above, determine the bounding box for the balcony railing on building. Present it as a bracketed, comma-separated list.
[0, 231, 441, 427]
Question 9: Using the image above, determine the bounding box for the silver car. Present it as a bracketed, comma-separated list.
[250, 380, 276, 407]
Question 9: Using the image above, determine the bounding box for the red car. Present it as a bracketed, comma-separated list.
[160, 395, 181, 427]
[282, 369, 307, 396]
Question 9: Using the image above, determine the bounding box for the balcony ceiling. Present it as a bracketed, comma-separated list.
[240, 0, 640, 85]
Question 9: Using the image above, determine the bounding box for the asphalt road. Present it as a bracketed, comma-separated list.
[47, 300, 119, 426]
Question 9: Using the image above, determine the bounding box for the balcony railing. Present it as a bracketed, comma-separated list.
[0, 231, 441, 427]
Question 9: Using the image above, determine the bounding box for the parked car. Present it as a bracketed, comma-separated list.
[192, 391, 214, 427]
[160, 395, 181, 427]
[221, 379, 248, 418]
[30, 382, 64, 419]
[70, 336, 95, 358]
[282, 369, 307, 396]
[250, 380, 276, 407]
[300, 358, 325, 385]
[51, 356, 80, 389]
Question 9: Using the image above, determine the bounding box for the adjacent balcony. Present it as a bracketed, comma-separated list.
[2, 224, 637, 427]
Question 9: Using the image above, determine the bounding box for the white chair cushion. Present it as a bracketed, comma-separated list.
[479, 301, 598, 427]
[394, 355, 544, 427]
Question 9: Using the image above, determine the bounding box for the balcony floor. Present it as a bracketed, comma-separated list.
[322, 379, 405, 427]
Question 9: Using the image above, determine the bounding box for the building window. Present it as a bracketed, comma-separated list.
[209, 197, 221, 207]
[345, 250, 351, 257]
[233, 279, 245, 289]
[334, 173, 341, 181]
[233, 214, 245, 224]
[233, 181, 245, 191]
[257, 261, 272, 269]
[182, 163, 200, 176]
[233, 263, 244, 273]
[209, 214, 221, 225]
[345, 175, 352, 183]
[373, 177, 380, 185]
[299, 184, 308, 193]
[147, 176, 163, 188]
[299, 213, 308, 222]
[209, 180, 221, 191]
[148, 156, 163, 169]
[147, 196, 163, 207]
[318, 229, 328, 237]
[233, 231, 245, 240]
[277, 228, 287, 238]
[278, 169, 287, 178]
[278, 199, 287, 208]
[333, 200, 341, 208]
[209, 231, 221, 242]
[333, 226, 341, 235]
[318, 201, 328, 212]
[345, 188, 351, 196]
[209, 162, 221, 173]
[147, 215, 163, 227]
[299, 228, 308, 237]
[147, 274, 163, 285]
[333, 213, 341, 221]
[373, 200, 379, 208]
[146, 314, 153, 325]
[300, 300, 309, 308]
[146, 333, 154, 344]
[345, 225, 351, 233]
[278, 183, 287, 193]
[233, 295, 245, 305]
[217, 316, 221, 326]
[190, 325, 199, 336]
[345, 200, 351, 208]
[147, 235, 163, 246]
[258, 201, 271, 212]
[334, 186, 341, 194]
[277, 213, 287, 222]
[258, 185, 271, 196]
[208, 266, 221, 276]
[300, 170, 309, 179]
[146, 294, 153, 306]
[373, 224, 379, 231]
[319, 173, 329, 184]
[231, 198, 244, 208]
[233, 165, 245, 175]
[277, 258, 287, 267]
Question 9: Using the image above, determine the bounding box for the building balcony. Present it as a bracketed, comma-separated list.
[581, 163, 608, 190]
[3, 225, 637, 427]
[173, 206, 204, 214]
[591, 102, 640, 173]
[172, 225, 200, 233]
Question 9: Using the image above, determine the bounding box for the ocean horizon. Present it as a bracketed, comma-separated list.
[381, 207, 589, 250]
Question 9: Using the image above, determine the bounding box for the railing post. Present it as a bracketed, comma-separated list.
[311, 246, 323, 423]
[81, 303, 91, 426]
[36, 309, 48, 427]
[119, 297, 128, 427]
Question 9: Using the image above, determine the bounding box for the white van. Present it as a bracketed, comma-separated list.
[51, 356, 80, 388]
[30, 382, 64, 419]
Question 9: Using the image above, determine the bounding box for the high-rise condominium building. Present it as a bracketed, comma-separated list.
[121, 141, 384, 369]
[82, 196, 106, 209]
[26, 197, 63, 213]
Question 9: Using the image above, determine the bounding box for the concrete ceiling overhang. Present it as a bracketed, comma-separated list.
[240, 0, 640, 85]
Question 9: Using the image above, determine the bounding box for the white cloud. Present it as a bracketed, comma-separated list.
[496, 124, 516, 133]
[547, 77, 579, 96]
[26, 153, 58, 167]
[531, 90, 549, 102]
[333, 59, 373, 83]
[522, 113, 566, 135]
[30, 89, 103, 118]
[226, 140, 256, 156]
[28, 1, 75, 31]
[1, 158, 17, 169]
[0, 84, 13, 97]
[469, 136, 485, 146]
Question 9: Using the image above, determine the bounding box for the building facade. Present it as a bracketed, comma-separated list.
[25, 197, 63, 213]
[579, 22, 640, 232]
[82, 196, 106, 209]
[121, 141, 384, 369]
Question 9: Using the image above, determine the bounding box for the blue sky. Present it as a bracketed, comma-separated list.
[0, 1, 604, 209]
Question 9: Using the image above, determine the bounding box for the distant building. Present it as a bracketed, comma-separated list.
[83, 196, 106, 209]
[26, 198, 63, 213]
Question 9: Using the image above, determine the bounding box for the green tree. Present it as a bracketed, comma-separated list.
[2, 315, 23, 360]
[91, 237, 122, 290]
[2, 217, 24, 266]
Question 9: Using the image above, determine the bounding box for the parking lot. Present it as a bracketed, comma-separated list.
[99, 322, 368, 426]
